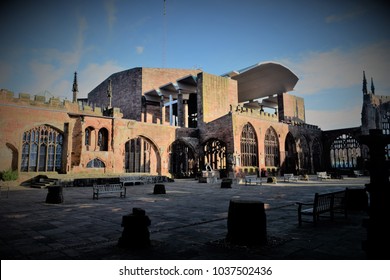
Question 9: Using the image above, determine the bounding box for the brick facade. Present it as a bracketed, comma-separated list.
[3, 64, 361, 181]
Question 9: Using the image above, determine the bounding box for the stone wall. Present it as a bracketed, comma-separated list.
[277, 93, 305, 123]
[197, 73, 238, 124]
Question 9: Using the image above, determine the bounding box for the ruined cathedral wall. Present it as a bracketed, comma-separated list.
[88, 68, 143, 121]
[197, 72, 238, 124]
[199, 114, 234, 153]
[232, 114, 289, 170]
[277, 93, 305, 123]
[141, 68, 201, 93]
[118, 120, 177, 176]
[0, 91, 75, 173]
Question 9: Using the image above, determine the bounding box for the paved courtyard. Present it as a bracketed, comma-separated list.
[0, 176, 370, 260]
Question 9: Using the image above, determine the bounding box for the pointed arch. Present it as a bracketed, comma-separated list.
[312, 137, 322, 173]
[169, 140, 197, 178]
[98, 127, 109, 151]
[284, 132, 297, 174]
[240, 123, 258, 167]
[330, 134, 361, 169]
[20, 125, 63, 172]
[264, 126, 280, 167]
[203, 138, 226, 171]
[297, 135, 310, 172]
[124, 136, 161, 174]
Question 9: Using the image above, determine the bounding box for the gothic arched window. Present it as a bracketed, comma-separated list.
[85, 127, 94, 146]
[330, 134, 361, 168]
[21, 125, 63, 172]
[169, 140, 196, 178]
[98, 128, 108, 151]
[203, 139, 226, 170]
[240, 123, 258, 167]
[264, 127, 280, 167]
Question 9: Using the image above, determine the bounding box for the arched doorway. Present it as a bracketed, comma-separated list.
[124, 136, 160, 174]
[284, 132, 297, 174]
[169, 140, 197, 178]
[312, 137, 322, 173]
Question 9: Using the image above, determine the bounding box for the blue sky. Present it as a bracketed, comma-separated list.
[1, 0, 389, 130]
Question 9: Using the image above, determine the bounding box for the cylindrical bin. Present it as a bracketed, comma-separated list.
[221, 178, 232, 188]
[45, 186, 63, 204]
[226, 199, 267, 246]
[153, 184, 166, 194]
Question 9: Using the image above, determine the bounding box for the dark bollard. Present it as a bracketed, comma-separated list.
[45, 186, 63, 204]
[118, 208, 151, 249]
[226, 199, 267, 246]
[346, 188, 368, 211]
[221, 178, 232, 188]
[153, 184, 166, 194]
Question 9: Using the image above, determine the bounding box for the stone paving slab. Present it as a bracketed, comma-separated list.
[0, 176, 369, 260]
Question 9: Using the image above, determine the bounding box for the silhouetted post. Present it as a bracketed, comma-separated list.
[226, 199, 267, 246]
[118, 208, 151, 249]
[361, 129, 390, 259]
[45, 186, 63, 204]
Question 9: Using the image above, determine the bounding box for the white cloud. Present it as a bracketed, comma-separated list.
[136, 46, 144, 54]
[78, 61, 124, 98]
[325, 7, 365, 23]
[282, 40, 390, 96]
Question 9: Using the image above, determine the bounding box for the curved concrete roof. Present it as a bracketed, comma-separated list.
[227, 62, 299, 103]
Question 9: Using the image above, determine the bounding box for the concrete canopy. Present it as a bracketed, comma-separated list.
[227, 62, 299, 103]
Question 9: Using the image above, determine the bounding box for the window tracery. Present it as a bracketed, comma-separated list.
[21, 125, 63, 172]
[240, 123, 258, 166]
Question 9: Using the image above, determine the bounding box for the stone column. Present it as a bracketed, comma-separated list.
[361, 129, 390, 259]
[177, 90, 183, 127]
[183, 100, 189, 128]
[160, 96, 165, 125]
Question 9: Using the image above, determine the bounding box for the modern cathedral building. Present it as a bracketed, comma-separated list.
[0, 63, 388, 181]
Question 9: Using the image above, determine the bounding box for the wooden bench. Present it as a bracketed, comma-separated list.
[244, 175, 262, 186]
[284, 173, 298, 182]
[122, 179, 144, 186]
[297, 189, 348, 226]
[353, 170, 364, 177]
[93, 183, 126, 200]
[317, 171, 331, 180]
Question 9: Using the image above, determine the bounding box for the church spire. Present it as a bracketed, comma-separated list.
[107, 78, 112, 108]
[362, 71, 368, 95]
[72, 72, 78, 103]
[371, 77, 375, 94]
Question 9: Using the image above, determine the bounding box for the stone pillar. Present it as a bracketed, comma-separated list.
[118, 208, 151, 249]
[361, 129, 390, 259]
[45, 186, 63, 204]
[177, 90, 183, 127]
[183, 100, 189, 128]
[160, 96, 165, 125]
[226, 199, 267, 246]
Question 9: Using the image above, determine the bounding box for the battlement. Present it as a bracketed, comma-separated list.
[231, 104, 278, 122]
[0, 89, 123, 118]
